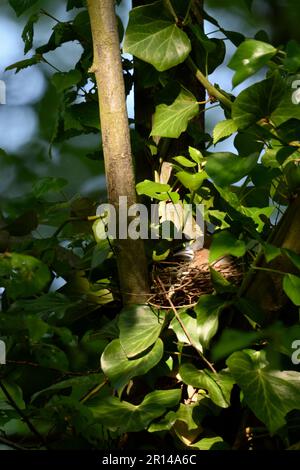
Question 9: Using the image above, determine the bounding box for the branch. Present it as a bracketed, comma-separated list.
[187, 57, 233, 110]
[0, 380, 49, 449]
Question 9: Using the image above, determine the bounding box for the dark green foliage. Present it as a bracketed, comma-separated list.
[1, 0, 300, 452]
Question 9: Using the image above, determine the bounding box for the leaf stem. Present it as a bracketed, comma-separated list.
[186, 57, 233, 110]
[183, 1, 193, 25]
[164, 0, 178, 22]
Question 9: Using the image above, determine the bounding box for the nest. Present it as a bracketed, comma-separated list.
[148, 256, 243, 309]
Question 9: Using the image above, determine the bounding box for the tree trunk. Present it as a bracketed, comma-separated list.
[87, 0, 149, 304]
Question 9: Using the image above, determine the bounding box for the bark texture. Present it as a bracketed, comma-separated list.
[87, 0, 149, 304]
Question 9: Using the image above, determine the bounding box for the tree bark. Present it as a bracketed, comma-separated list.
[87, 0, 149, 304]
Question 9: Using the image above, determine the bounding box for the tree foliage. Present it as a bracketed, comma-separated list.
[1, 0, 300, 451]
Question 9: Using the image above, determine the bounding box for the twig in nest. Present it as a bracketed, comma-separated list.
[156, 276, 217, 374]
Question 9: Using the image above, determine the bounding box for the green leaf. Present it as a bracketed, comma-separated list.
[205, 152, 258, 186]
[0, 381, 25, 410]
[22, 13, 39, 53]
[51, 70, 82, 93]
[283, 274, 300, 306]
[5, 55, 42, 73]
[192, 436, 229, 450]
[16, 293, 79, 322]
[176, 170, 206, 191]
[209, 231, 247, 263]
[173, 156, 197, 168]
[283, 248, 300, 271]
[101, 339, 163, 391]
[270, 87, 300, 126]
[228, 39, 277, 87]
[180, 364, 234, 408]
[118, 305, 164, 358]
[212, 329, 260, 361]
[89, 389, 181, 432]
[194, 295, 227, 349]
[189, 146, 204, 164]
[169, 310, 203, 352]
[213, 119, 238, 144]
[32, 177, 68, 198]
[0, 253, 51, 299]
[9, 0, 38, 16]
[123, 1, 191, 72]
[264, 243, 282, 263]
[136, 179, 179, 201]
[283, 40, 300, 73]
[34, 344, 69, 371]
[232, 74, 284, 129]
[227, 350, 300, 433]
[32, 373, 105, 402]
[210, 267, 237, 294]
[151, 88, 199, 138]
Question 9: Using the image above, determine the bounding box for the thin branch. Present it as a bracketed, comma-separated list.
[0, 435, 28, 451]
[156, 276, 217, 373]
[0, 381, 49, 449]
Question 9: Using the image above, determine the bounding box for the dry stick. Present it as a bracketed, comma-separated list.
[156, 276, 216, 373]
[0, 380, 49, 449]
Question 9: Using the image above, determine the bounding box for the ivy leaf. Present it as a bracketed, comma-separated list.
[212, 329, 260, 361]
[34, 344, 69, 371]
[32, 177, 68, 198]
[192, 436, 229, 450]
[22, 13, 39, 54]
[136, 180, 172, 201]
[32, 373, 105, 402]
[101, 339, 163, 391]
[209, 231, 246, 263]
[283, 274, 300, 306]
[169, 310, 203, 352]
[173, 156, 197, 168]
[227, 350, 300, 433]
[232, 74, 284, 129]
[283, 248, 300, 271]
[213, 119, 238, 144]
[118, 305, 164, 358]
[124, 1, 191, 72]
[151, 89, 199, 138]
[0, 253, 51, 299]
[89, 389, 181, 432]
[176, 170, 206, 191]
[9, 0, 38, 16]
[180, 364, 234, 408]
[194, 295, 228, 350]
[5, 55, 42, 73]
[228, 39, 277, 87]
[205, 152, 258, 186]
[51, 70, 82, 93]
